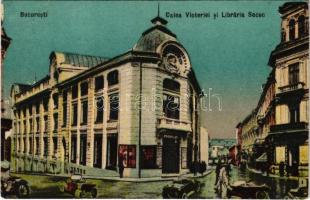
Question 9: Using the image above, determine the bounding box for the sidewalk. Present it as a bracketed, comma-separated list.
[14, 168, 213, 183]
[247, 166, 301, 181]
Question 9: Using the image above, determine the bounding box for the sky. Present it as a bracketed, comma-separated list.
[3, 1, 290, 138]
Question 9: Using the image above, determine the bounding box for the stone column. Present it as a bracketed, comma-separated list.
[76, 83, 81, 165]
[47, 92, 53, 159]
[39, 100, 44, 158]
[87, 78, 95, 167]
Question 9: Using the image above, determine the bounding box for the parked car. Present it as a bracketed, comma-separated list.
[284, 178, 308, 199]
[61, 174, 97, 198]
[227, 180, 270, 199]
[1, 176, 30, 198]
[162, 178, 203, 199]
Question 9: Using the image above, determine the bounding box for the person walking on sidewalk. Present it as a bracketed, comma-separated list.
[118, 154, 125, 178]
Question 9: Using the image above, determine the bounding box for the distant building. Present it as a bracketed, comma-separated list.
[208, 138, 236, 164]
[200, 127, 209, 164]
[10, 15, 205, 178]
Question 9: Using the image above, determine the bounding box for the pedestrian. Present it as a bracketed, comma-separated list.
[279, 161, 284, 177]
[118, 154, 124, 178]
[215, 164, 229, 198]
[214, 159, 221, 186]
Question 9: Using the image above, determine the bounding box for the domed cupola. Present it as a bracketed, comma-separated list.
[133, 14, 178, 53]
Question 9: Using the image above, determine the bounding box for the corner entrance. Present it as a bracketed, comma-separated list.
[162, 135, 180, 174]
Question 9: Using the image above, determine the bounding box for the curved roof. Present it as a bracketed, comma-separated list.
[51, 51, 109, 68]
[133, 16, 177, 53]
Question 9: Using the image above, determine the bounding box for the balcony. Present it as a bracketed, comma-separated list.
[270, 122, 308, 132]
[157, 117, 192, 132]
[278, 82, 305, 94]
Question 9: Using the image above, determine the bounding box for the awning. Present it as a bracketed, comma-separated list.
[256, 153, 267, 162]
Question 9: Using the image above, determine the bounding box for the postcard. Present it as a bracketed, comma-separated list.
[1, 0, 309, 199]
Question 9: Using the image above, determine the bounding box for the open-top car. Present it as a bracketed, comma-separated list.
[61, 174, 97, 198]
[162, 178, 203, 199]
[227, 180, 270, 199]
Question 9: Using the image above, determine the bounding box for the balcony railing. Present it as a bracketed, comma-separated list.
[157, 117, 192, 132]
[278, 82, 305, 93]
[270, 122, 308, 132]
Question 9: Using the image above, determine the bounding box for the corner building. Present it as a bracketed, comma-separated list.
[10, 16, 203, 178]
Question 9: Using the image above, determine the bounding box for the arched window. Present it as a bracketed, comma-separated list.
[281, 28, 286, 42]
[107, 70, 119, 87]
[298, 15, 305, 38]
[289, 19, 295, 40]
[163, 79, 180, 119]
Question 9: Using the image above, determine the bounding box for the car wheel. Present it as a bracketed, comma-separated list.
[16, 184, 30, 198]
[255, 191, 269, 199]
[91, 188, 97, 198]
[181, 192, 188, 199]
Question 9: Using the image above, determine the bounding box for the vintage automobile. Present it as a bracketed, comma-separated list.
[284, 178, 308, 199]
[227, 180, 270, 199]
[1, 176, 30, 198]
[61, 174, 97, 198]
[162, 178, 203, 199]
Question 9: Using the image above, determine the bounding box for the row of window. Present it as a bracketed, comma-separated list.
[282, 15, 308, 42]
[15, 136, 57, 157]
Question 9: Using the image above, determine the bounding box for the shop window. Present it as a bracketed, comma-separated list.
[275, 146, 285, 164]
[80, 134, 87, 166]
[29, 137, 33, 154]
[35, 137, 40, 155]
[53, 137, 58, 155]
[163, 94, 180, 119]
[109, 93, 119, 120]
[95, 97, 104, 123]
[298, 15, 306, 37]
[107, 70, 119, 87]
[43, 137, 48, 156]
[141, 146, 157, 169]
[80, 101, 88, 125]
[72, 103, 77, 126]
[93, 134, 102, 168]
[71, 134, 77, 163]
[80, 82, 88, 96]
[289, 19, 295, 40]
[95, 76, 104, 92]
[72, 85, 78, 99]
[289, 63, 299, 85]
[119, 145, 136, 168]
[299, 145, 308, 165]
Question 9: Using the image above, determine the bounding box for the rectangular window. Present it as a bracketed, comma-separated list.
[44, 116, 48, 132]
[43, 137, 48, 156]
[141, 146, 157, 169]
[63, 103, 67, 127]
[72, 85, 78, 99]
[43, 97, 49, 112]
[289, 63, 299, 85]
[163, 94, 180, 119]
[72, 104, 77, 126]
[109, 93, 119, 120]
[80, 82, 88, 96]
[80, 134, 87, 166]
[107, 70, 119, 86]
[118, 145, 136, 168]
[36, 103, 40, 114]
[71, 134, 77, 163]
[95, 76, 104, 92]
[93, 134, 102, 168]
[29, 105, 32, 116]
[81, 101, 88, 125]
[53, 94, 58, 109]
[95, 97, 104, 123]
[53, 113, 58, 131]
[289, 104, 300, 123]
[36, 117, 40, 132]
[29, 119, 33, 133]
